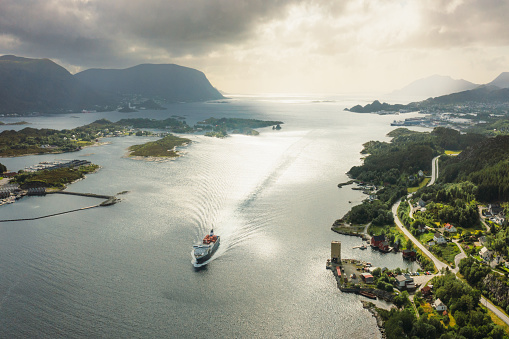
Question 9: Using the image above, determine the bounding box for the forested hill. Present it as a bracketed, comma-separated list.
[0, 55, 110, 114]
[75, 64, 224, 103]
[439, 135, 509, 201]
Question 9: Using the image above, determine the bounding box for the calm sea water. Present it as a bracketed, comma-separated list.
[0, 96, 419, 338]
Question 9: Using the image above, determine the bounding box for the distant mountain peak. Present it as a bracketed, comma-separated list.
[390, 74, 478, 100]
[488, 72, 509, 89]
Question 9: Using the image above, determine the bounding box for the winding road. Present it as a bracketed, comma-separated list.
[391, 154, 509, 326]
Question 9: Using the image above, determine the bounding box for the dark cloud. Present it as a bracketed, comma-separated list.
[0, 0, 508, 74]
[407, 0, 509, 48]
[0, 0, 307, 69]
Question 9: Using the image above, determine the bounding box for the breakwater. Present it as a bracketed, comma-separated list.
[0, 204, 101, 222]
[0, 191, 118, 222]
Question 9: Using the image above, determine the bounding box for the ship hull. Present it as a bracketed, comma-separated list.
[194, 236, 220, 264]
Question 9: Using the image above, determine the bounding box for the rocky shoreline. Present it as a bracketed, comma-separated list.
[361, 301, 386, 339]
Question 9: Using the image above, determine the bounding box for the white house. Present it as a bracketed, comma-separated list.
[479, 247, 492, 261]
[433, 298, 447, 312]
[418, 199, 426, 208]
[434, 232, 446, 244]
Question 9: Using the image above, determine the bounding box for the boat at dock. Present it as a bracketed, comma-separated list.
[359, 291, 377, 300]
[193, 229, 220, 265]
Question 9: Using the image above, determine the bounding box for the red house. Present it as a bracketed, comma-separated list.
[421, 285, 432, 296]
[371, 235, 385, 248]
[378, 241, 390, 252]
[402, 249, 416, 259]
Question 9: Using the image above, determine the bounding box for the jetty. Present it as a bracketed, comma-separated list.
[0, 190, 119, 223]
[49, 191, 114, 200]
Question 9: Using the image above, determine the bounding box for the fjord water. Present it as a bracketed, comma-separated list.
[0, 96, 418, 338]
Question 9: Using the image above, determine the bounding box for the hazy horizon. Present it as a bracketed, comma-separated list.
[1, 0, 508, 95]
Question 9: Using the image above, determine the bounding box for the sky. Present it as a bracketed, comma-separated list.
[1, 0, 509, 95]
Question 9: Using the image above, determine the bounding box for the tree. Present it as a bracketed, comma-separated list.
[0, 162, 6, 173]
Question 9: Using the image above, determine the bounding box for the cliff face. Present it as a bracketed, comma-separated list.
[483, 273, 509, 309]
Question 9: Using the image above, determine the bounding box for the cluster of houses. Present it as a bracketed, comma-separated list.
[484, 204, 506, 225]
[421, 285, 448, 314]
[24, 160, 91, 173]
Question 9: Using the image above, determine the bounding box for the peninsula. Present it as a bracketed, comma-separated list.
[334, 124, 509, 337]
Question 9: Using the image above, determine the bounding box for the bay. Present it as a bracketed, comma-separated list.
[0, 96, 419, 338]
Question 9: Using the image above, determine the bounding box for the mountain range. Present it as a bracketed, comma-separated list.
[0, 55, 224, 114]
[349, 72, 509, 113]
[390, 74, 479, 100]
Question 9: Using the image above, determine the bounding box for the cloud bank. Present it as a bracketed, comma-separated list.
[1, 0, 508, 93]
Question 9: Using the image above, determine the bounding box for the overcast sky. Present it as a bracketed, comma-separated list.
[1, 0, 508, 94]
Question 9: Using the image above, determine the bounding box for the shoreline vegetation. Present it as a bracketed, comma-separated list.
[0, 117, 284, 158]
[128, 135, 190, 158]
[12, 164, 99, 189]
[336, 124, 509, 337]
[0, 121, 29, 125]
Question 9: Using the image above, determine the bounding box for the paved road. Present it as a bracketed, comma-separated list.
[390, 153, 509, 326]
[452, 239, 467, 274]
[428, 156, 440, 186]
[392, 200, 448, 272]
[481, 297, 509, 325]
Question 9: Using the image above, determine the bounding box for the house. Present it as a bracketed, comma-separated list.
[378, 241, 390, 252]
[427, 241, 436, 247]
[421, 285, 432, 296]
[395, 275, 407, 289]
[404, 274, 416, 290]
[444, 223, 457, 233]
[416, 224, 427, 233]
[360, 273, 374, 284]
[479, 247, 491, 261]
[433, 298, 447, 311]
[418, 199, 426, 208]
[478, 236, 487, 245]
[418, 170, 424, 177]
[490, 216, 505, 225]
[433, 232, 446, 244]
[371, 235, 385, 248]
[505, 262, 509, 269]
[488, 204, 504, 217]
[394, 274, 415, 290]
[402, 249, 416, 259]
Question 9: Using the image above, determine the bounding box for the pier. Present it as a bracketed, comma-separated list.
[48, 191, 114, 200]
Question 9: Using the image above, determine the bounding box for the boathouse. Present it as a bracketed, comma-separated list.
[370, 235, 385, 248]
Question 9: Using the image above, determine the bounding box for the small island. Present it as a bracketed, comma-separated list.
[196, 117, 283, 138]
[0, 121, 30, 125]
[346, 100, 411, 113]
[128, 134, 191, 158]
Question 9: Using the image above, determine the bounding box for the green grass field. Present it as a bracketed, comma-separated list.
[408, 178, 430, 193]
